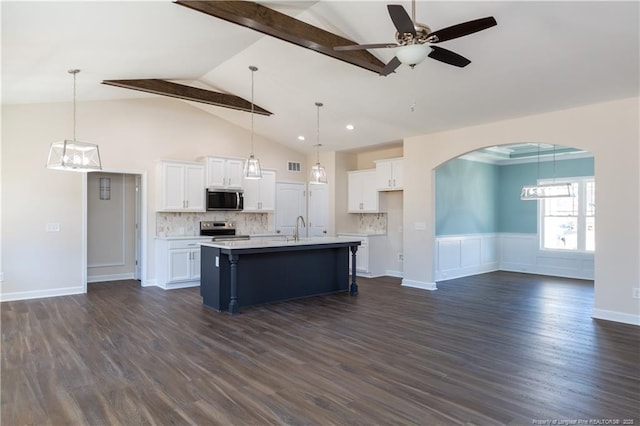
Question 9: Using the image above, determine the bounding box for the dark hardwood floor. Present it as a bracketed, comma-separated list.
[1, 271, 638, 425]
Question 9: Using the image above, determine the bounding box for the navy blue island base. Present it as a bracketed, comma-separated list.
[200, 238, 361, 314]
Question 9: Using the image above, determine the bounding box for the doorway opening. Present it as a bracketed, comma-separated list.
[433, 143, 594, 282]
[84, 170, 146, 291]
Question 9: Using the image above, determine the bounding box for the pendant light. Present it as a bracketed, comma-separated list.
[309, 102, 328, 185]
[243, 65, 262, 179]
[46, 69, 102, 172]
[520, 144, 574, 200]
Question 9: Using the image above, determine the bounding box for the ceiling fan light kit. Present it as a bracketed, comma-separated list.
[334, 1, 497, 75]
[47, 69, 102, 172]
[396, 44, 429, 66]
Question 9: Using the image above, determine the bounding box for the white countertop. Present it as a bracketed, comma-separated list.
[200, 236, 362, 250]
[337, 232, 387, 237]
[155, 236, 212, 240]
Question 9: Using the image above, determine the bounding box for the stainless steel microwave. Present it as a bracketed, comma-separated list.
[206, 189, 244, 211]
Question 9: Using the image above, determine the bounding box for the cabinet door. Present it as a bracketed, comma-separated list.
[356, 243, 369, 273]
[376, 161, 393, 190]
[206, 158, 226, 188]
[184, 165, 205, 211]
[391, 159, 403, 189]
[361, 171, 379, 212]
[308, 183, 329, 236]
[347, 172, 363, 212]
[162, 162, 186, 210]
[190, 248, 201, 280]
[259, 170, 276, 211]
[242, 176, 261, 211]
[275, 182, 306, 235]
[168, 249, 191, 282]
[226, 159, 244, 189]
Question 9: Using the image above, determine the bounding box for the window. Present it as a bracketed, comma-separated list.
[540, 177, 595, 251]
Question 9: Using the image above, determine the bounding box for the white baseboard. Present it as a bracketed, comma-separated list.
[385, 270, 403, 278]
[401, 279, 437, 291]
[0, 286, 85, 302]
[141, 278, 157, 288]
[87, 273, 135, 283]
[157, 281, 200, 290]
[592, 309, 640, 326]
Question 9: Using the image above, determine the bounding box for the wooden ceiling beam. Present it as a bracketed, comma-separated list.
[101, 79, 272, 115]
[175, 0, 385, 74]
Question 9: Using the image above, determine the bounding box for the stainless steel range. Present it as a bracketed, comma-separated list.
[199, 221, 250, 241]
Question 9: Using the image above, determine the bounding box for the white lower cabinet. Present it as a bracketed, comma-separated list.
[338, 233, 387, 278]
[156, 238, 208, 289]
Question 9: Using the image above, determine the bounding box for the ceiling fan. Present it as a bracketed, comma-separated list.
[334, 1, 497, 76]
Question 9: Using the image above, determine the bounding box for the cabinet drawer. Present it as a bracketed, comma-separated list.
[167, 239, 207, 250]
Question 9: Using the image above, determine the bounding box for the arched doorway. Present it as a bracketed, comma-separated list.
[432, 143, 594, 282]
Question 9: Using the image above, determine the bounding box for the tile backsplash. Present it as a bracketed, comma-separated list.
[357, 213, 387, 234]
[156, 212, 273, 237]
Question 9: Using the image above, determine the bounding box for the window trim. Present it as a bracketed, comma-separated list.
[538, 176, 595, 253]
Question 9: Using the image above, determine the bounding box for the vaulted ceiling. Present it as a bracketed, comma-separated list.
[2, 1, 638, 155]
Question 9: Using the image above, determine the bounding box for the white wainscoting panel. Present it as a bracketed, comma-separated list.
[435, 233, 594, 282]
[435, 234, 499, 281]
[499, 233, 594, 280]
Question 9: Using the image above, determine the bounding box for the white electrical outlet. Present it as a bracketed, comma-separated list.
[397, 253, 404, 262]
[632, 288, 640, 299]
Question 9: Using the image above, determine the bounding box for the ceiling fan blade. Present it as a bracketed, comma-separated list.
[429, 16, 497, 43]
[380, 56, 402, 76]
[387, 5, 416, 36]
[334, 43, 398, 51]
[428, 46, 471, 67]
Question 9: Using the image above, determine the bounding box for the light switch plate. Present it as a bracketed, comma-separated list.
[46, 223, 60, 232]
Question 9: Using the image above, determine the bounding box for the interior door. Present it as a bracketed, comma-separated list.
[308, 183, 329, 237]
[275, 182, 306, 236]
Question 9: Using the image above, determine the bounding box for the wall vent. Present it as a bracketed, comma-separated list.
[287, 161, 301, 172]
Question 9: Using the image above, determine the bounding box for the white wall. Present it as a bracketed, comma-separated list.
[404, 97, 640, 325]
[1, 97, 306, 300]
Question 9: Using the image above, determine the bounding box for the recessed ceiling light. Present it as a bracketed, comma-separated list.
[346, 124, 354, 130]
[298, 135, 305, 141]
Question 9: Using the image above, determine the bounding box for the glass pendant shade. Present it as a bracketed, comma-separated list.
[396, 44, 429, 66]
[520, 144, 574, 200]
[243, 154, 262, 179]
[310, 162, 327, 185]
[520, 182, 574, 200]
[244, 65, 262, 179]
[47, 69, 102, 172]
[47, 139, 102, 172]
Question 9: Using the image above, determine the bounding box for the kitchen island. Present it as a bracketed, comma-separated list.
[200, 237, 362, 314]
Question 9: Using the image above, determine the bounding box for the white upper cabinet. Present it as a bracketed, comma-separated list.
[157, 160, 205, 212]
[206, 157, 243, 189]
[348, 169, 383, 213]
[243, 169, 276, 212]
[375, 157, 404, 191]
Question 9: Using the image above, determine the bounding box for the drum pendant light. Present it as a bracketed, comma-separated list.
[243, 65, 262, 179]
[309, 102, 327, 185]
[47, 69, 102, 172]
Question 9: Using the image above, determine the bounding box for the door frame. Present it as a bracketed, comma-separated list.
[83, 169, 147, 292]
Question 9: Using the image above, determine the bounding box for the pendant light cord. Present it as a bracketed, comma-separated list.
[250, 66, 256, 156]
[315, 102, 323, 163]
[70, 69, 79, 141]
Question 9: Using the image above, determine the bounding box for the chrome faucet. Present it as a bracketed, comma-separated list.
[294, 216, 306, 241]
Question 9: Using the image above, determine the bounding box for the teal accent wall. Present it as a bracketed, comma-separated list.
[498, 157, 594, 233]
[435, 157, 594, 236]
[436, 159, 499, 235]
